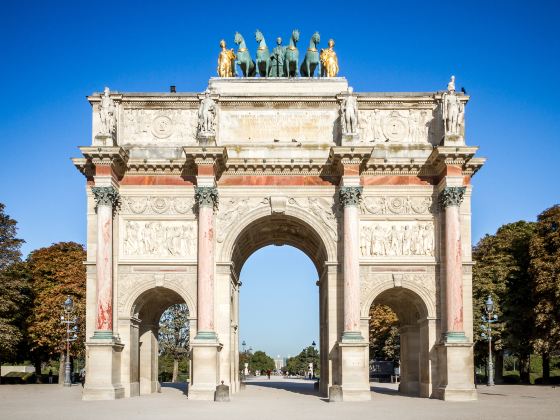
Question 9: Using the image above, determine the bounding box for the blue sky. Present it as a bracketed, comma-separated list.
[1, 1, 559, 356]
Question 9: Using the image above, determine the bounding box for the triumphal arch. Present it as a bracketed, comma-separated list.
[73, 36, 484, 402]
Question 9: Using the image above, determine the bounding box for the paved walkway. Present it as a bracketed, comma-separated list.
[1, 378, 559, 419]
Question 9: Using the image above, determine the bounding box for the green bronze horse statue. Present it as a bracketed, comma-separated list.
[255, 29, 271, 77]
[300, 32, 320, 77]
[234, 32, 256, 77]
[284, 29, 300, 77]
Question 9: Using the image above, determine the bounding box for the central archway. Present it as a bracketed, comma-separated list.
[219, 209, 338, 396]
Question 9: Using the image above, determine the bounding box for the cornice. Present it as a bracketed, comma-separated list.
[425, 146, 484, 177]
[76, 146, 129, 178]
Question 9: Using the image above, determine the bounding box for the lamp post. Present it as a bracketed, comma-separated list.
[61, 296, 78, 387]
[481, 295, 498, 386]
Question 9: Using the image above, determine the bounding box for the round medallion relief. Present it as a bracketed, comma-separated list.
[383, 112, 408, 142]
[151, 115, 173, 138]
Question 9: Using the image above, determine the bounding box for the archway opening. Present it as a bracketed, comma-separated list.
[368, 287, 430, 397]
[131, 287, 190, 396]
[231, 214, 331, 396]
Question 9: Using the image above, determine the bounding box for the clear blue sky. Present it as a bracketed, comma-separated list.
[1, 1, 559, 357]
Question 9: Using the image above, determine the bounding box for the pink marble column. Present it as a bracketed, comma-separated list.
[440, 186, 466, 342]
[195, 186, 218, 340]
[92, 186, 119, 338]
[339, 186, 363, 341]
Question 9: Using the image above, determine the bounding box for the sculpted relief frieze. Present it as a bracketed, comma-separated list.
[216, 197, 270, 243]
[361, 196, 433, 215]
[360, 221, 435, 258]
[120, 196, 195, 215]
[121, 109, 198, 144]
[358, 109, 434, 144]
[287, 197, 340, 240]
[121, 220, 196, 259]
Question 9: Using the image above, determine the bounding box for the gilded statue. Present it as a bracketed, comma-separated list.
[320, 39, 339, 77]
[217, 40, 236, 77]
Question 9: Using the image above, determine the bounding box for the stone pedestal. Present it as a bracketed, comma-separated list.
[341, 133, 360, 145]
[338, 341, 371, 401]
[83, 339, 124, 400]
[189, 340, 221, 400]
[197, 132, 216, 146]
[436, 342, 477, 401]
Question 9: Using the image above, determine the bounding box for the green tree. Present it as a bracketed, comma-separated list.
[472, 221, 535, 382]
[369, 304, 400, 361]
[529, 205, 560, 383]
[249, 350, 275, 373]
[0, 203, 27, 371]
[285, 346, 319, 377]
[26, 242, 86, 380]
[158, 303, 189, 382]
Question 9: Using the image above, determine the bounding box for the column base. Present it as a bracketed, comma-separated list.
[83, 337, 125, 401]
[435, 341, 477, 401]
[338, 339, 371, 401]
[443, 331, 468, 343]
[189, 336, 221, 401]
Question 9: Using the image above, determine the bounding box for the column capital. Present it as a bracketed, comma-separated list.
[339, 186, 363, 207]
[195, 186, 219, 210]
[439, 186, 466, 209]
[91, 186, 120, 208]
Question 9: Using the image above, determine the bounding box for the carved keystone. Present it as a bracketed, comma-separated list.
[270, 196, 287, 214]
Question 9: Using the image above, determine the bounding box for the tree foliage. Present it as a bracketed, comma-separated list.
[26, 242, 86, 364]
[369, 304, 400, 361]
[529, 205, 560, 380]
[0, 203, 27, 361]
[472, 221, 535, 381]
[158, 303, 189, 382]
[249, 350, 275, 373]
[285, 346, 319, 376]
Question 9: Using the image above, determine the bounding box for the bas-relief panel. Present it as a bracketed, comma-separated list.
[357, 109, 436, 144]
[120, 220, 196, 260]
[120, 196, 195, 215]
[360, 221, 435, 258]
[361, 196, 434, 216]
[219, 109, 339, 143]
[120, 109, 198, 145]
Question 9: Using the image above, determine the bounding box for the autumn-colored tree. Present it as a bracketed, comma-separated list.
[0, 203, 28, 369]
[26, 242, 86, 380]
[369, 304, 400, 361]
[472, 221, 535, 382]
[529, 205, 560, 383]
[158, 303, 190, 382]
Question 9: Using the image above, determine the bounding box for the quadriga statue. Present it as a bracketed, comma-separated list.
[234, 32, 256, 77]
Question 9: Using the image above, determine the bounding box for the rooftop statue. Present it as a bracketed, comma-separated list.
[234, 32, 256, 77]
[300, 32, 320, 77]
[98, 87, 116, 137]
[320, 39, 339, 77]
[284, 29, 300, 77]
[270, 37, 286, 77]
[442, 75, 464, 136]
[255, 30, 271, 77]
[217, 40, 236, 77]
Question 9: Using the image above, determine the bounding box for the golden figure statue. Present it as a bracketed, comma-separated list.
[320, 39, 339, 77]
[217, 40, 236, 77]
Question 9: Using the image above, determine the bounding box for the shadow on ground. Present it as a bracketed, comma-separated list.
[370, 384, 420, 398]
[245, 379, 320, 397]
[160, 382, 188, 394]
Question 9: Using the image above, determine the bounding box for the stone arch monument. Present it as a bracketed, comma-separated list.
[73, 76, 484, 402]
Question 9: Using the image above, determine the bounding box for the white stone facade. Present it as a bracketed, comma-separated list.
[73, 77, 484, 402]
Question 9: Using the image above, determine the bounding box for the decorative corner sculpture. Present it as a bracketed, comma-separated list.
[320, 39, 339, 77]
[441, 75, 465, 145]
[217, 40, 236, 77]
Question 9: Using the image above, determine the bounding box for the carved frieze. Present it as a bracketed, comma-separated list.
[288, 197, 340, 240]
[358, 109, 434, 144]
[216, 197, 270, 243]
[120, 196, 195, 215]
[120, 220, 196, 259]
[121, 109, 198, 144]
[361, 196, 433, 215]
[360, 221, 435, 257]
